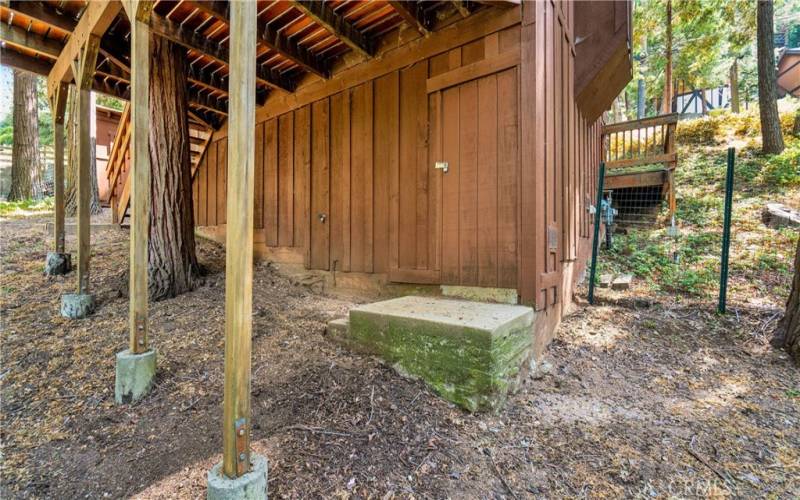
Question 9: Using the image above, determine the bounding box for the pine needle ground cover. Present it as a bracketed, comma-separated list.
[1, 209, 798, 496]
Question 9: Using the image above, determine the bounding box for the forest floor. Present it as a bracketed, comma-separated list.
[1, 120, 799, 498]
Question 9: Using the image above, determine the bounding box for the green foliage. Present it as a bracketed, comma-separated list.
[0, 197, 54, 217]
[96, 94, 124, 111]
[676, 115, 720, 144]
[761, 139, 800, 186]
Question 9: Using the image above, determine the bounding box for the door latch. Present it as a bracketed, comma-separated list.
[434, 161, 449, 173]
[318, 212, 327, 223]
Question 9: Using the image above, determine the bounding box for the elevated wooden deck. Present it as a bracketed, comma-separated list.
[602, 113, 678, 218]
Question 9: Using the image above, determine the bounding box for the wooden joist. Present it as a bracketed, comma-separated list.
[149, 13, 295, 93]
[0, 22, 64, 58]
[0, 47, 53, 76]
[388, 1, 433, 36]
[189, 0, 330, 79]
[292, 1, 375, 58]
[5, 0, 77, 32]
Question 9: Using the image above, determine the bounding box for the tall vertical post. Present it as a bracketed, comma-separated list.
[115, 1, 156, 405]
[45, 83, 71, 276]
[718, 148, 735, 314]
[588, 162, 606, 305]
[207, 1, 267, 498]
[61, 36, 99, 319]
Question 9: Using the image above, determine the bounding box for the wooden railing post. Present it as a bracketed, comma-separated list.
[207, 2, 267, 498]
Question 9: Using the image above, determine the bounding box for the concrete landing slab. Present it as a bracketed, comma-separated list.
[344, 296, 534, 412]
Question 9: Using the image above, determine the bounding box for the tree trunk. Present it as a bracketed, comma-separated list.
[793, 109, 800, 137]
[147, 35, 199, 301]
[8, 70, 42, 201]
[757, 0, 785, 154]
[730, 60, 740, 113]
[777, 236, 800, 364]
[65, 88, 102, 216]
[662, 0, 673, 115]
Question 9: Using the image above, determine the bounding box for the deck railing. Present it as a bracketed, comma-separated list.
[601, 113, 679, 216]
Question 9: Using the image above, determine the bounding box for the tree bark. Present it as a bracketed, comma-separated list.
[793, 109, 800, 137]
[147, 35, 199, 301]
[64, 88, 102, 216]
[730, 60, 740, 113]
[777, 236, 800, 364]
[662, 0, 673, 115]
[757, 0, 784, 154]
[8, 70, 42, 201]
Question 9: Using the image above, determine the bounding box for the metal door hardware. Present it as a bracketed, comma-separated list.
[434, 161, 449, 173]
[318, 213, 327, 223]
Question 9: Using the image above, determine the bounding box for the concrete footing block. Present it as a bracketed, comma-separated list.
[207, 454, 268, 500]
[115, 349, 157, 404]
[44, 252, 71, 275]
[60, 293, 95, 319]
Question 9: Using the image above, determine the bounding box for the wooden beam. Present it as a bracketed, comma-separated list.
[6, 0, 78, 32]
[149, 13, 295, 93]
[75, 36, 100, 295]
[0, 22, 64, 58]
[122, 1, 152, 354]
[47, 0, 121, 100]
[188, 0, 330, 79]
[222, 0, 256, 480]
[451, 1, 473, 18]
[388, 1, 433, 36]
[292, 1, 375, 58]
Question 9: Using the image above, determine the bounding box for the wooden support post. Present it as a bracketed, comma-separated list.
[74, 36, 100, 295]
[222, 0, 256, 480]
[50, 83, 68, 254]
[124, 1, 154, 353]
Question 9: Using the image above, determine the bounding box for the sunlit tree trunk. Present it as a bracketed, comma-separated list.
[730, 60, 740, 113]
[757, 0, 784, 154]
[662, 0, 673, 115]
[147, 35, 199, 301]
[7, 70, 42, 201]
[64, 88, 102, 216]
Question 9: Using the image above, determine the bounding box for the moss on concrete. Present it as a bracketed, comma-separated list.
[347, 297, 533, 412]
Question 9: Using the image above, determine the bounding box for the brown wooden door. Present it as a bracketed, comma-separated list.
[437, 68, 519, 288]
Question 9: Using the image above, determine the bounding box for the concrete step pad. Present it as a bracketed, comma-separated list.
[340, 296, 535, 412]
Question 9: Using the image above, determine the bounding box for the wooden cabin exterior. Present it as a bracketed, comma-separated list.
[0, 0, 631, 354]
[188, 1, 630, 351]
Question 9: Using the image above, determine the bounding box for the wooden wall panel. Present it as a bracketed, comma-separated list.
[217, 140, 227, 225]
[190, 8, 602, 314]
[264, 118, 278, 246]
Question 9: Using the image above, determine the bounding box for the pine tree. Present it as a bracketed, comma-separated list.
[7, 70, 43, 201]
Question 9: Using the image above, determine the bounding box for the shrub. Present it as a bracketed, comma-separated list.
[761, 140, 800, 186]
[676, 115, 720, 144]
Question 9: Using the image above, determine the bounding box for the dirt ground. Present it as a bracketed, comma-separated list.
[1, 212, 798, 499]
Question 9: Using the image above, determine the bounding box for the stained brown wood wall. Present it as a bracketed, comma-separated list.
[193, 3, 603, 309]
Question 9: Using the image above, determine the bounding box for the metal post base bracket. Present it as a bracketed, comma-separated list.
[207, 454, 268, 500]
[114, 349, 157, 404]
[44, 252, 72, 276]
[61, 293, 95, 319]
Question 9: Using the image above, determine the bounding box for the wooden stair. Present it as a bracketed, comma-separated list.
[106, 103, 213, 224]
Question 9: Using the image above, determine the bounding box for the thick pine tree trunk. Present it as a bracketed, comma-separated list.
[147, 35, 199, 301]
[64, 88, 102, 216]
[757, 0, 784, 154]
[8, 70, 42, 201]
[777, 237, 800, 364]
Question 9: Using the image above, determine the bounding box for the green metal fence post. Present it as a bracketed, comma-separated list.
[588, 162, 606, 305]
[718, 147, 735, 314]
